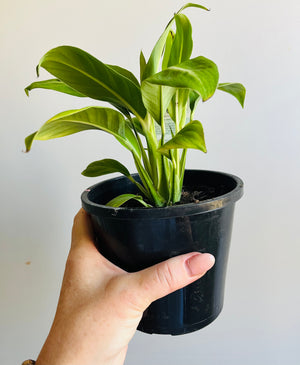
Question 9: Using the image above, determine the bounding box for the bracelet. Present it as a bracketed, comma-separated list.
[22, 360, 35, 365]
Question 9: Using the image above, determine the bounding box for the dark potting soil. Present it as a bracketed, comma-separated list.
[121, 184, 228, 208]
[179, 185, 223, 204]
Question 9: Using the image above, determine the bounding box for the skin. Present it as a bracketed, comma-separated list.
[36, 209, 215, 365]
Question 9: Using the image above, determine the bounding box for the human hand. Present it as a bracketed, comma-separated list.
[36, 209, 215, 365]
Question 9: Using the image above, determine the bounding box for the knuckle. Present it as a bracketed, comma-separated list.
[73, 210, 81, 225]
[65, 252, 78, 273]
[72, 209, 85, 230]
[65, 250, 85, 274]
[106, 277, 144, 317]
[155, 262, 177, 292]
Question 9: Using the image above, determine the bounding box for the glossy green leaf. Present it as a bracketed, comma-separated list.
[161, 14, 192, 125]
[114, 124, 142, 158]
[106, 194, 152, 208]
[141, 83, 175, 124]
[142, 21, 174, 80]
[167, 13, 193, 67]
[158, 120, 206, 153]
[139, 51, 146, 83]
[83, 158, 148, 198]
[168, 89, 190, 125]
[144, 56, 219, 102]
[25, 79, 86, 97]
[107, 64, 140, 88]
[25, 107, 126, 151]
[142, 3, 208, 80]
[24, 131, 37, 152]
[82, 158, 130, 177]
[127, 118, 145, 136]
[162, 30, 174, 70]
[217, 83, 246, 107]
[189, 90, 201, 118]
[37, 46, 146, 119]
[178, 3, 210, 12]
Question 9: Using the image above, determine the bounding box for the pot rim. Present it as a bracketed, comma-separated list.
[81, 169, 244, 219]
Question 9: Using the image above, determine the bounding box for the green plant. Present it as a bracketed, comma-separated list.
[25, 3, 245, 208]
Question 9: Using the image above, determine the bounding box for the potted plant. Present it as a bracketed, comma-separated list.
[25, 3, 245, 335]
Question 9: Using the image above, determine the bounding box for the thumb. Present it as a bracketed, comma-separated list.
[128, 252, 215, 311]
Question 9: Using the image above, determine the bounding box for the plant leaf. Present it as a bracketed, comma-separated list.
[189, 90, 201, 119]
[83, 158, 149, 198]
[167, 13, 193, 67]
[141, 21, 174, 81]
[178, 3, 210, 12]
[144, 56, 219, 102]
[168, 89, 190, 126]
[106, 64, 140, 88]
[106, 194, 152, 208]
[217, 83, 246, 107]
[25, 79, 87, 97]
[24, 131, 38, 152]
[82, 158, 130, 177]
[115, 124, 142, 158]
[141, 83, 175, 124]
[139, 51, 146, 83]
[158, 120, 206, 154]
[37, 45, 146, 119]
[25, 107, 127, 151]
[127, 117, 145, 136]
[162, 30, 174, 70]
[142, 3, 208, 80]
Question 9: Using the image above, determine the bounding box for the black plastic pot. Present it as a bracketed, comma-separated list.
[81, 169, 243, 335]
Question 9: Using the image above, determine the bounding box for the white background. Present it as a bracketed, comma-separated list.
[1, 0, 299, 364]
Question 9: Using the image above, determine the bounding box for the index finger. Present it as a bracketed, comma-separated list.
[70, 208, 125, 275]
[71, 208, 95, 250]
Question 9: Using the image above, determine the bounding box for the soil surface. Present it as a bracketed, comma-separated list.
[179, 184, 227, 204]
[121, 184, 228, 208]
[179, 187, 215, 204]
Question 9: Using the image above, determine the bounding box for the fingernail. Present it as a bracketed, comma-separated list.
[185, 253, 215, 277]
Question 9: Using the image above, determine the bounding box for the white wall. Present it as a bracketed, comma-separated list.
[1, 0, 299, 364]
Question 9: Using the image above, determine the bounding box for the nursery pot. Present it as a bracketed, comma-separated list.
[81, 169, 243, 335]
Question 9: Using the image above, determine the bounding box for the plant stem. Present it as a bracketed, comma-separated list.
[179, 148, 187, 190]
[128, 116, 152, 177]
[127, 175, 148, 197]
[133, 153, 165, 207]
[157, 102, 171, 203]
[172, 91, 181, 203]
[146, 127, 159, 185]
